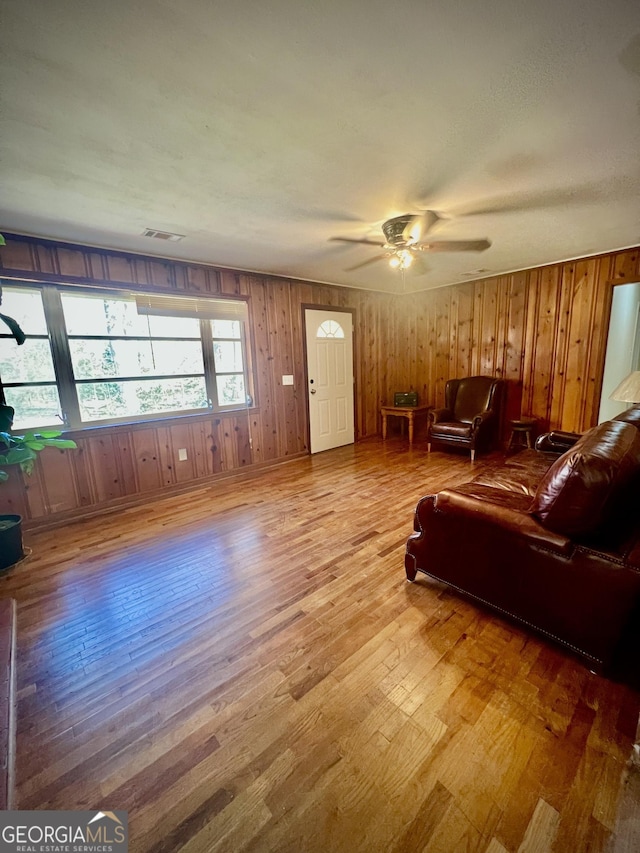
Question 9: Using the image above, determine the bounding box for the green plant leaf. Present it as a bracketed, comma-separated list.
[0, 234, 5, 246]
[0, 415, 78, 484]
[5, 447, 36, 465]
[20, 459, 35, 476]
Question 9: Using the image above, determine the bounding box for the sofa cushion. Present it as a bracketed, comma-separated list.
[530, 421, 640, 537]
[430, 421, 473, 438]
[473, 449, 553, 496]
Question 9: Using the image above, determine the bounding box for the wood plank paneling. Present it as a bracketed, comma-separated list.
[132, 429, 163, 493]
[37, 448, 81, 515]
[83, 434, 125, 504]
[56, 247, 90, 280]
[503, 271, 527, 425]
[588, 258, 617, 426]
[435, 289, 452, 397]
[209, 418, 226, 474]
[266, 280, 297, 458]
[104, 254, 136, 285]
[611, 249, 640, 285]
[1, 233, 640, 525]
[529, 264, 562, 427]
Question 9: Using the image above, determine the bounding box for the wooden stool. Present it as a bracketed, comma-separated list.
[507, 417, 537, 451]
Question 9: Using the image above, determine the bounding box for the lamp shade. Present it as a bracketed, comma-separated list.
[609, 370, 640, 403]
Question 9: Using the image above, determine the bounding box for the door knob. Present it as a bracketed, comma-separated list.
[310, 388, 316, 394]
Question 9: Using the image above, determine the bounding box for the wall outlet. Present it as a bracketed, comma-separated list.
[178, 448, 188, 461]
[282, 374, 294, 386]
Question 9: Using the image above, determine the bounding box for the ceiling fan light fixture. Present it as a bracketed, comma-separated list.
[382, 215, 415, 246]
[331, 209, 490, 275]
[390, 249, 413, 270]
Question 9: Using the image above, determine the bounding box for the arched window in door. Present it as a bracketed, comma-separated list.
[316, 319, 345, 339]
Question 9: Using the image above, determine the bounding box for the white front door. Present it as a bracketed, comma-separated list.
[305, 309, 355, 454]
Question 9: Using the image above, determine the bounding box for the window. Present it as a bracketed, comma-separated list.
[317, 319, 345, 338]
[0, 287, 62, 429]
[61, 292, 208, 423]
[212, 319, 246, 406]
[0, 283, 253, 431]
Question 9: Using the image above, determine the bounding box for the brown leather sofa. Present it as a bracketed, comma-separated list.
[428, 376, 504, 461]
[406, 418, 640, 671]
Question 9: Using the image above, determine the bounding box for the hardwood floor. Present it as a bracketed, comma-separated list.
[2, 438, 639, 852]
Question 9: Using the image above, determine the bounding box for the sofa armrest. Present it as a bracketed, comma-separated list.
[472, 410, 495, 430]
[534, 430, 581, 454]
[406, 480, 640, 669]
[432, 485, 573, 556]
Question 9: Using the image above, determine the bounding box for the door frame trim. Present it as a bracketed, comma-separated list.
[301, 304, 357, 453]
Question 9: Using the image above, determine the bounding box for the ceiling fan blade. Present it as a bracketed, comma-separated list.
[345, 253, 390, 271]
[403, 210, 442, 244]
[329, 237, 386, 247]
[417, 239, 491, 253]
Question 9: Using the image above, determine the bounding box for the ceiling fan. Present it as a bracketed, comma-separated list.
[330, 211, 491, 272]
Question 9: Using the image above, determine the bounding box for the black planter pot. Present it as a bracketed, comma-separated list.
[0, 515, 24, 571]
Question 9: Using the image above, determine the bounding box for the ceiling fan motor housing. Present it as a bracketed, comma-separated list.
[382, 214, 415, 246]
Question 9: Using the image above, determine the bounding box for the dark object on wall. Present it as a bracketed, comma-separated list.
[406, 419, 640, 672]
[428, 376, 504, 461]
[394, 392, 418, 407]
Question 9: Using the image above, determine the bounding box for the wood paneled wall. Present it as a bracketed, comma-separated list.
[392, 249, 640, 433]
[0, 235, 395, 524]
[1, 234, 639, 526]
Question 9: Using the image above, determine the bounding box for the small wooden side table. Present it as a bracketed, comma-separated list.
[507, 417, 537, 451]
[381, 404, 431, 445]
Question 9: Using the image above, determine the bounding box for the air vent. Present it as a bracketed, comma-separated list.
[142, 228, 185, 242]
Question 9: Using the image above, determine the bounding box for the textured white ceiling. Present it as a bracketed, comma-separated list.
[1, 0, 639, 293]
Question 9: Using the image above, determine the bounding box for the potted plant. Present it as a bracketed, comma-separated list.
[0, 404, 77, 571]
[0, 284, 77, 570]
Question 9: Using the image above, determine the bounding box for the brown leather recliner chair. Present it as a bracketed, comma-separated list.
[428, 376, 504, 461]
